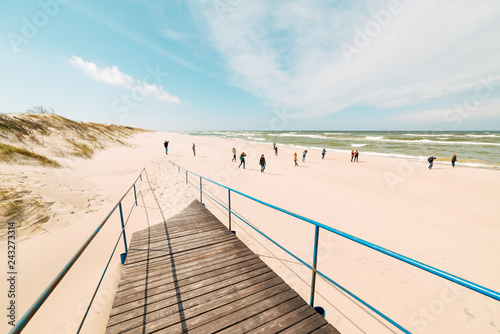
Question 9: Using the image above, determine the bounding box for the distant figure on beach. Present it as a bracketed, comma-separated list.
[428, 155, 437, 169]
[232, 147, 237, 162]
[354, 150, 359, 162]
[351, 150, 354, 162]
[302, 150, 307, 162]
[192, 143, 196, 156]
[451, 153, 457, 167]
[259, 154, 266, 173]
[294, 152, 298, 166]
[164, 140, 169, 155]
[239, 152, 246, 169]
[274, 144, 278, 156]
[322, 148, 326, 159]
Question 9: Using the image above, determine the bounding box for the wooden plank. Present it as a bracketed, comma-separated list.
[106, 200, 340, 334]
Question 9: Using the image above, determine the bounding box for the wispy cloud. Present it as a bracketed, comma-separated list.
[69, 55, 181, 104]
[190, 0, 500, 118]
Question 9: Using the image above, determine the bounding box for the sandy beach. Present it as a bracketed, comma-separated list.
[1, 130, 500, 334]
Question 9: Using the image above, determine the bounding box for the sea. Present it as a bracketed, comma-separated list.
[186, 131, 500, 169]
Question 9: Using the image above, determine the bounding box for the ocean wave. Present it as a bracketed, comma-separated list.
[351, 143, 368, 147]
[365, 136, 384, 140]
[403, 133, 455, 137]
[277, 133, 328, 139]
[465, 134, 498, 138]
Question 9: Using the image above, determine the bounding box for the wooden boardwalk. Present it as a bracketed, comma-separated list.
[106, 200, 340, 334]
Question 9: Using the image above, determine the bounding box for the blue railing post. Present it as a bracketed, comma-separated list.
[310, 225, 320, 306]
[228, 189, 232, 231]
[200, 177, 203, 204]
[118, 203, 128, 254]
[133, 184, 137, 206]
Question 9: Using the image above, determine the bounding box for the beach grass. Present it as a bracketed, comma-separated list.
[0, 143, 61, 167]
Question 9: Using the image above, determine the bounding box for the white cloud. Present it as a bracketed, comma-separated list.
[136, 82, 181, 104]
[69, 56, 133, 88]
[190, 0, 500, 118]
[69, 55, 181, 104]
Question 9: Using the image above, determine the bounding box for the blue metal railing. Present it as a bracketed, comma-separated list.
[9, 168, 151, 334]
[170, 160, 500, 333]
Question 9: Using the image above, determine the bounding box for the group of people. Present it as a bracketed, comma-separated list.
[233, 149, 266, 173]
[165, 140, 458, 171]
[428, 153, 457, 169]
[350, 150, 359, 162]
[163, 140, 197, 156]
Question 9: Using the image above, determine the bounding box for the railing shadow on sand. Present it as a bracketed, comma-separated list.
[169, 160, 500, 334]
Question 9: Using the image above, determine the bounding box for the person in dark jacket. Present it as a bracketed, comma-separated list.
[428, 155, 437, 169]
[322, 148, 326, 159]
[354, 150, 359, 162]
[164, 140, 169, 155]
[451, 153, 457, 167]
[239, 152, 246, 169]
[259, 154, 266, 173]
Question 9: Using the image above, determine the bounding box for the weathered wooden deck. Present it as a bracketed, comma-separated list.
[106, 200, 340, 333]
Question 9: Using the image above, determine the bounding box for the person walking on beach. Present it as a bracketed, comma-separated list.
[274, 144, 278, 156]
[351, 150, 354, 162]
[302, 150, 307, 162]
[259, 154, 266, 173]
[239, 152, 246, 169]
[232, 147, 237, 162]
[294, 152, 298, 167]
[192, 143, 196, 156]
[164, 140, 169, 155]
[451, 153, 457, 167]
[428, 155, 437, 169]
[354, 150, 359, 162]
[322, 148, 326, 159]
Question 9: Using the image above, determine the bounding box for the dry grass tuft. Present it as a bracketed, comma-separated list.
[66, 139, 94, 158]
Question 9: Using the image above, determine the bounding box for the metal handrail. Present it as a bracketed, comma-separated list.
[9, 169, 146, 334]
[170, 160, 500, 333]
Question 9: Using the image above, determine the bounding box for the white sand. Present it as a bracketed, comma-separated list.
[1, 131, 499, 334]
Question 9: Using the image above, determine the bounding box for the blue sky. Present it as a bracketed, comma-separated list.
[1, 0, 499, 131]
